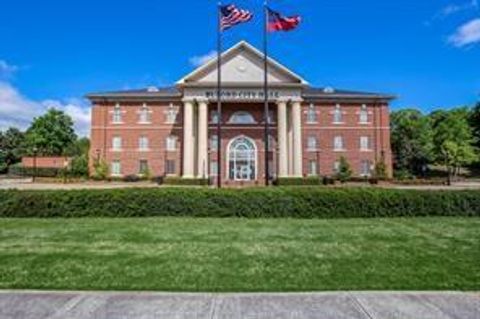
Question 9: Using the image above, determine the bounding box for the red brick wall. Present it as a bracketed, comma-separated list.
[89, 100, 392, 179]
[22, 157, 71, 168]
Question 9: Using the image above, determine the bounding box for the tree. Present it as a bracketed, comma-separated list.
[23, 109, 77, 156]
[336, 156, 352, 183]
[390, 109, 434, 176]
[469, 101, 480, 150]
[432, 108, 478, 183]
[0, 127, 25, 173]
[65, 137, 90, 157]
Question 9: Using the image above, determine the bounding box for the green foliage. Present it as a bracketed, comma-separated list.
[91, 159, 109, 180]
[0, 127, 25, 173]
[373, 159, 388, 180]
[390, 109, 434, 175]
[432, 108, 478, 180]
[163, 177, 209, 186]
[139, 165, 152, 180]
[336, 156, 352, 183]
[1, 188, 479, 218]
[65, 137, 90, 157]
[69, 154, 89, 177]
[23, 108, 77, 156]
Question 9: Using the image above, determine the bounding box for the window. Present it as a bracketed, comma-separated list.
[165, 104, 178, 124]
[165, 160, 176, 175]
[228, 136, 256, 181]
[111, 160, 121, 176]
[359, 104, 369, 124]
[166, 136, 177, 151]
[138, 104, 151, 123]
[112, 104, 122, 123]
[138, 160, 149, 174]
[112, 136, 122, 151]
[268, 135, 275, 151]
[333, 161, 340, 173]
[138, 136, 149, 151]
[360, 136, 370, 151]
[267, 110, 275, 124]
[306, 104, 317, 123]
[334, 136, 344, 151]
[308, 160, 318, 176]
[210, 161, 218, 176]
[228, 111, 256, 124]
[307, 136, 318, 151]
[210, 110, 219, 124]
[360, 160, 372, 177]
[333, 104, 343, 123]
[210, 135, 218, 151]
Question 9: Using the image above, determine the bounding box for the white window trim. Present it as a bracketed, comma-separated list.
[307, 137, 318, 152]
[333, 136, 345, 152]
[166, 136, 177, 152]
[359, 137, 372, 152]
[308, 160, 318, 176]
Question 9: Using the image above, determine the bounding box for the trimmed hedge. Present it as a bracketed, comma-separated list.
[0, 188, 479, 218]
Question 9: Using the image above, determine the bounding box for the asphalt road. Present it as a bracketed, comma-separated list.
[0, 291, 478, 319]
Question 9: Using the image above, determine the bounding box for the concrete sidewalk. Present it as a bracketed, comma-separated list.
[0, 291, 478, 319]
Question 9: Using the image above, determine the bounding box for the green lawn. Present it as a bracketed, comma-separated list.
[0, 217, 479, 291]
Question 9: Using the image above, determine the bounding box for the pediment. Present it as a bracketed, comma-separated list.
[177, 41, 308, 86]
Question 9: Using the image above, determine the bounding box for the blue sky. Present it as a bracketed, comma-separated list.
[0, 0, 479, 135]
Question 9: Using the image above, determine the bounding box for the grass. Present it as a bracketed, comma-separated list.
[0, 217, 479, 292]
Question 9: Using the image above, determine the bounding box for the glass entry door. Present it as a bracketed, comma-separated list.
[228, 136, 256, 181]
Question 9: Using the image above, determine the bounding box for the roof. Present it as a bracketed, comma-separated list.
[303, 87, 395, 100]
[86, 86, 394, 101]
[86, 87, 182, 100]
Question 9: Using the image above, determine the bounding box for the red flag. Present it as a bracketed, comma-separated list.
[267, 8, 301, 32]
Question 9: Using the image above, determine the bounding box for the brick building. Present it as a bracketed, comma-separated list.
[87, 41, 393, 185]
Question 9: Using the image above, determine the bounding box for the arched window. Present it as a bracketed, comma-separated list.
[307, 104, 317, 123]
[228, 136, 257, 181]
[359, 104, 369, 124]
[333, 104, 343, 123]
[138, 104, 151, 123]
[112, 104, 122, 123]
[228, 111, 256, 124]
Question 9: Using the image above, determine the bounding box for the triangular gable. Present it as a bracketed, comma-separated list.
[177, 41, 308, 85]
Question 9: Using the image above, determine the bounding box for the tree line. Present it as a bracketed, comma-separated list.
[391, 102, 480, 182]
[0, 109, 89, 176]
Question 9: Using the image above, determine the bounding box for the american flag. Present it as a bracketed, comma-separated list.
[220, 4, 253, 31]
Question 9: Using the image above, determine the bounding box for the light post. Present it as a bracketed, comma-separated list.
[32, 147, 38, 183]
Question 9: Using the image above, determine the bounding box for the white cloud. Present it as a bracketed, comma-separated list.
[0, 60, 19, 78]
[0, 81, 91, 136]
[189, 50, 217, 67]
[442, 0, 478, 16]
[449, 18, 480, 47]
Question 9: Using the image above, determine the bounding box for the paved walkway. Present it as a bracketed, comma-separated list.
[0, 291, 478, 319]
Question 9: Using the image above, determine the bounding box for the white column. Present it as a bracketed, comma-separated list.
[292, 100, 303, 177]
[277, 100, 288, 177]
[182, 99, 194, 178]
[287, 105, 294, 176]
[197, 99, 208, 178]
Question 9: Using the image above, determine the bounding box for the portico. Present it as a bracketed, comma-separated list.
[177, 41, 308, 183]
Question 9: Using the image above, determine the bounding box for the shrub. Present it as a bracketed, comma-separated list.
[70, 154, 89, 177]
[336, 156, 352, 183]
[123, 175, 141, 183]
[0, 188, 479, 218]
[274, 177, 322, 186]
[91, 159, 108, 180]
[163, 177, 209, 186]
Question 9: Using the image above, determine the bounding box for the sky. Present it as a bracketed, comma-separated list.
[0, 0, 479, 136]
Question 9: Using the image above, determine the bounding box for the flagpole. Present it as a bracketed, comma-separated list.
[263, 1, 270, 186]
[216, 2, 222, 188]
